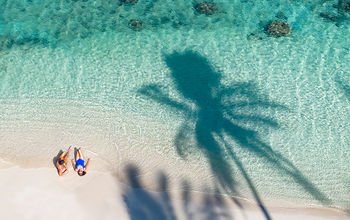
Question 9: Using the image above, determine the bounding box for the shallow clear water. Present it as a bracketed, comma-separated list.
[0, 0, 349, 210]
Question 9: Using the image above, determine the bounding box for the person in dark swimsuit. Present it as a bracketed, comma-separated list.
[71, 148, 91, 176]
[55, 146, 72, 176]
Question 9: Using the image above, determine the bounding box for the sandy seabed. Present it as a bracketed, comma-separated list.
[0, 166, 348, 220]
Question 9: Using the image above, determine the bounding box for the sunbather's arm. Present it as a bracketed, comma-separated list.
[64, 146, 72, 160]
[61, 167, 68, 176]
[58, 167, 67, 176]
[85, 158, 91, 170]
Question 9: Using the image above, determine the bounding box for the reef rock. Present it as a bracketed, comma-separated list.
[195, 2, 217, 15]
[275, 11, 287, 20]
[121, 0, 138, 4]
[320, 12, 338, 21]
[266, 20, 292, 37]
[129, 19, 143, 31]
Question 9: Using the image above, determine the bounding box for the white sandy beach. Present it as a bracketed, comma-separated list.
[0, 166, 348, 220]
[0, 102, 349, 220]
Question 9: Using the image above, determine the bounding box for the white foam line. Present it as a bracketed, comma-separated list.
[86, 150, 98, 156]
[0, 158, 13, 165]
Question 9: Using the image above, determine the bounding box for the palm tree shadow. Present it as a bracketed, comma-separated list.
[138, 51, 330, 219]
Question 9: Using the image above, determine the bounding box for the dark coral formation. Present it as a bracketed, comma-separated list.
[195, 2, 217, 15]
[320, 12, 338, 21]
[0, 34, 50, 51]
[121, 0, 138, 4]
[247, 32, 264, 41]
[266, 20, 292, 37]
[275, 11, 287, 20]
[338, 0, 350, 12]
[0, 38, 15, 50]
[128, 19, 143, 31]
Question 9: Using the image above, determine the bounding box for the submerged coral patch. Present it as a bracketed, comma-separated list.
[266, 20, 291, 37]
[195, 2, 217, 15]
[121, 0, 138, 4]
[319, 12, 338, 22]
[129, 19, 143, 31]
[338, 0, 350, 12]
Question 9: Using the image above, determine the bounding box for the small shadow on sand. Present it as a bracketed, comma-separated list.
[52, 150, 63, 174]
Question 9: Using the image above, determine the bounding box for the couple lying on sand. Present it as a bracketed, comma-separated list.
[56, 147, 91, 176]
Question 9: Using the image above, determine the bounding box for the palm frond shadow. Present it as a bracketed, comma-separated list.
[335, 78, 350, 102]
[138, 51, 330, 219]
[123, 164, 176, 220]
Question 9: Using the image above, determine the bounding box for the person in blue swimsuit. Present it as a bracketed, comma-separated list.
[71, 148, 91, 176]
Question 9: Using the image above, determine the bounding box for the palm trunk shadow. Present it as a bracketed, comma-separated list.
[222, 136, 271, 220]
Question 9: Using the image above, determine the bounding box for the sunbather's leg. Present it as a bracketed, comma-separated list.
[77, 148, 84, 160]
[64, 146, 72, 160]
[75, 148, 80, 161]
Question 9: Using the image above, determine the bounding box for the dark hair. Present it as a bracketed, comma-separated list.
[78, 171, 86, 176]
[58, 160, 65, 165]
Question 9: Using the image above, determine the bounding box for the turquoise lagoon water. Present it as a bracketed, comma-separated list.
[0, 0, 349, 211]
